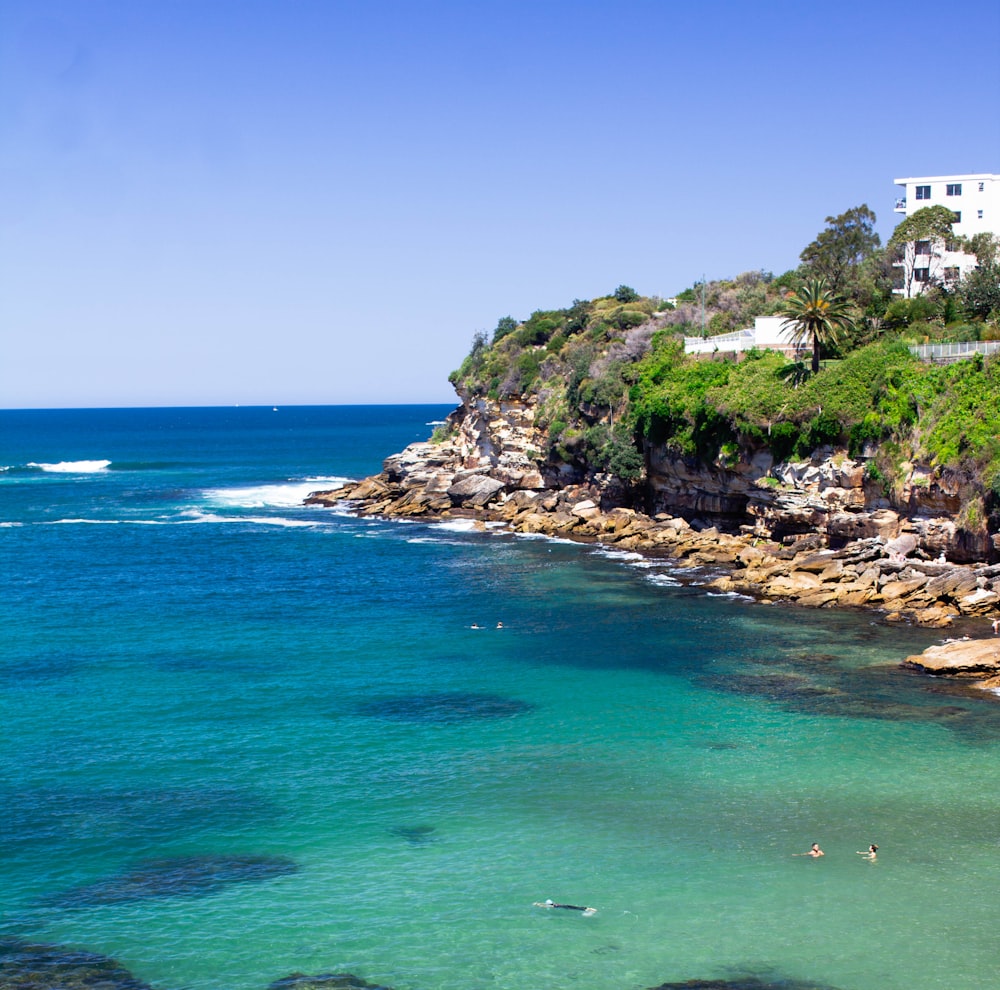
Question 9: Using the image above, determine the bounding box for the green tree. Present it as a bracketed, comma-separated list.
[613, 284, 639, 303]
[889, 205, 958, 298]
[779, 279, 855, 374]
[962, 262, 1000, 320]
[960, 232, 1000, 266]
[799, 204, 881, 294]
[493, 315, 518, 343]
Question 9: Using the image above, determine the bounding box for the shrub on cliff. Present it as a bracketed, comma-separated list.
[446, 279, 1000, 500]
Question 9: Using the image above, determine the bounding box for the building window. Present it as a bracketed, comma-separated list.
[915, 240, 932, 255]
[944, 267, 960, 283]
[980, 182, 985, 192]
[915, 185, 931, 200]
[979, 210, 984, 219]
[952, 211, 961, 223]
[947, 183, 962, 196]
[914, 269, 930, 282]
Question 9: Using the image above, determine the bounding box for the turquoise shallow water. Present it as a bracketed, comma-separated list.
[3, 406, 1000, 990]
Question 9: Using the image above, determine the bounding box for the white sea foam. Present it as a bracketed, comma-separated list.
[180, 508, 319, 528]
[434, 518, 482, 533]
[592, 548, 645, 562]
[512, 531, 579, 546]
[0, 521, 23, 527]
[644, 572, 682, 587]
[49, 517, 173, 526]
[406, 536, 469, 546]
[706, 590, 755, 601]
[29, 459, 111, 473]
[203, 477, 348, 509]
[52, 518, 121, 525]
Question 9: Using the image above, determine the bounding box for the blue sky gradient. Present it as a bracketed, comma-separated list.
[2, 0, 999, 407]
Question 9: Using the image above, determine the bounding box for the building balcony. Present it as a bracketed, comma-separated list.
[894, 198, 907, 212]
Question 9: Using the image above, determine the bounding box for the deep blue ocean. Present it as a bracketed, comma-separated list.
[3, 405, 1000, 990]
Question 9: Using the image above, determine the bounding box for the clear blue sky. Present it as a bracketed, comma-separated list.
[2, 0, 999, 408]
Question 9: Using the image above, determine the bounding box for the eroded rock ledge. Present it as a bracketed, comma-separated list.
[902, 638, 1000, 692]
[305, 436, 1000, 632]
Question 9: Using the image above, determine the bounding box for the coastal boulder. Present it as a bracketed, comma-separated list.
[447, 475, 505, 507]
[901, 638, 1000, 678]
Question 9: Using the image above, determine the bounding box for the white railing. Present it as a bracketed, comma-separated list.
[909, 341, 1000, 363]
[683, 328, 755, 355]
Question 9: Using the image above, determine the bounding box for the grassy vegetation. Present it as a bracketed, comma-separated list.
[447, 232, 1000, 515]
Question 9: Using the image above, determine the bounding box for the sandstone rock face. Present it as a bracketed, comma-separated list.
[446, 474, 506, 507]
[647, 447, 990, 564]
[302, 391, 1000, 632]
[902, 639, 1000, 678]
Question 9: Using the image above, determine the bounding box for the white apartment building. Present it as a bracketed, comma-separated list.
[892, 172, 999, 295]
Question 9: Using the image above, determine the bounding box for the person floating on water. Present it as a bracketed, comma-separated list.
[857, 843, 878, 860]
[534, 899, 597, 916]
[793, 842, 824, 858]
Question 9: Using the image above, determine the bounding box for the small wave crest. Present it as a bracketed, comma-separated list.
[203, 478, 348, 509]
[179, 509, 320, 528]
[592, 548, 645, 562]
[644, 572, 682, 587]
[433, 518, 483, 534]
[27, 459, 111, 474]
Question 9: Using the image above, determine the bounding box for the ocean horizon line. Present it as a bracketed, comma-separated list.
[0, 401, 457, 413]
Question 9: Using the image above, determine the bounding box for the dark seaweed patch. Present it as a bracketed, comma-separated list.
[694, 652, 1000, 739]
[51, 854, 298, 907]
[0, 651, 79, 685]
[358, 692, 533, 723]
[648, 977, 842, 989]
[388, 825, 436, 845]
[0, 936, 154, 990]
[269, 975, 392, 990]
[3, 786, 280, 851]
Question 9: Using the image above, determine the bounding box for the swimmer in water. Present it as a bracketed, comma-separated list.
[793, 842, 824, 858]
[857, 843, 878, 860]
[534, 899, 597, 916]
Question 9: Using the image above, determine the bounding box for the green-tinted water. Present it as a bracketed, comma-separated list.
[3, 407, 999, 990]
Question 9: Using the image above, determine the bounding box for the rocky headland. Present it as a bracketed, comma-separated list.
[305, 394, 1000, 690]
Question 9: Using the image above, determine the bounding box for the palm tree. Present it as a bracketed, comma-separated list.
[779, 279, 854, 374]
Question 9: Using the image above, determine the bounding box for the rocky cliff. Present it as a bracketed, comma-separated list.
[372, 391, 991, 563]
[306, 392, 1000, 631]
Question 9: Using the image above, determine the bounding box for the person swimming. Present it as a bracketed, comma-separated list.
[793, 842, 824, 858]
[857, 843, 878, 860]
[534, 899, 597, 916]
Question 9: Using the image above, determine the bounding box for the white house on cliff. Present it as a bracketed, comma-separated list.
[892, 172, 999, 295]
[683, 316, 803, 359]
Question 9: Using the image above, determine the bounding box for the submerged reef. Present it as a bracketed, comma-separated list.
[269, 975, 393, 990]
[0, 936, 154, 990]
[51, 854, 298, 907]
[358, 691, 533, 723]
[388, 824, 437, 845]
[647, 977, 843, 989]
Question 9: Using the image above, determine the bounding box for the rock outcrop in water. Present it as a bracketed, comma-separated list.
[902, 637, 1000, 691]
[0, 936, 155, 990]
